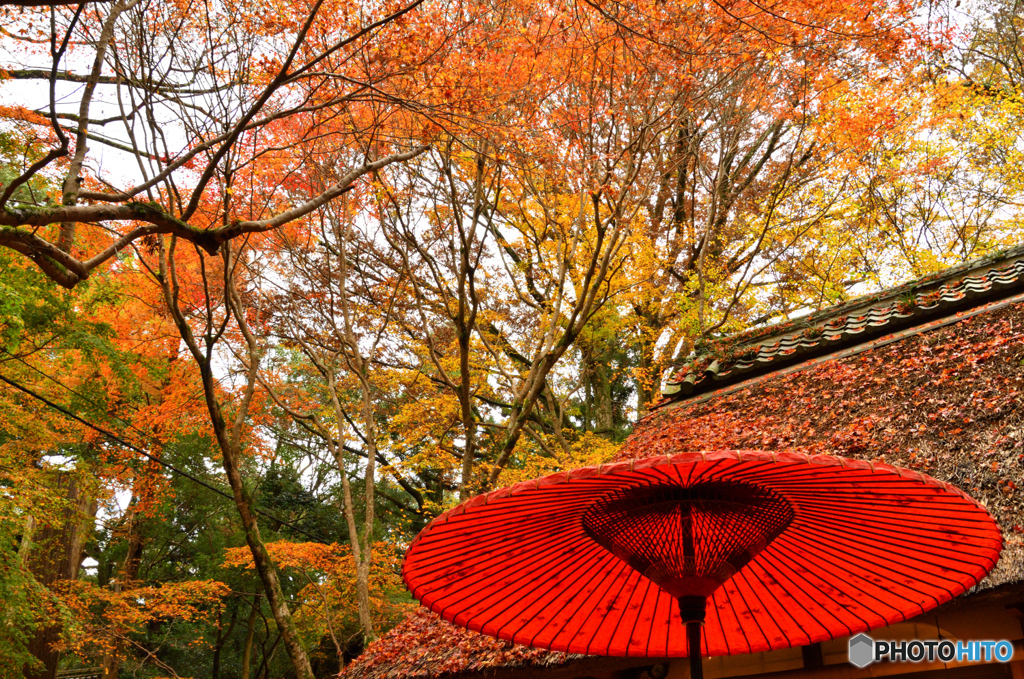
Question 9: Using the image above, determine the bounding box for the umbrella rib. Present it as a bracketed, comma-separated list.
[642, 577, 667, 657]
[522, 541, 629, 652]
[664, 588, 673, 657]
[728, 569, 772, 653]
[590, 565, 646, 656]
[758, 548, 860, 637]
[721, 577, 756, 655]
[442, 537, 606, 640]
[623, 571, 658, 657]
[794, 507, 998, 565]
[408, 514, 587, 575]
[411, 527, 592, 610]
[788, 495, 993, 525]
[705, 591, 725, 656]
[513, 545, 622, 651]
[791, 511, 996, 575]
[491, 537, 613, 630]
[773, 529, 952, 605]
[669, 459, 701, 487]
[436, 529, 611, 631]
[767, 535, 904, 627]
[644, 587, 670, 659]
[749, 554, 836, 643]
[737, 561, 813, 646]
[722, 464, 961, 498]
[781, 491, 987, 514]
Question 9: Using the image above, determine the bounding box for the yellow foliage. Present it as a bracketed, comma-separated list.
[224, 541, 412, 645]
[498, 431, 621, 487]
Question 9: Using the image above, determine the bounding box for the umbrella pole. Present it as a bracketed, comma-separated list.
[686, 620, 703, 679]
[678, 596, 706, 679]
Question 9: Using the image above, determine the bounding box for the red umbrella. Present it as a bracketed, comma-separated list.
[402, 450, 1002, 679]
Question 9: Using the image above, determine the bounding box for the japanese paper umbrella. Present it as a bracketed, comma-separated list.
[402, 451, 1003, 679]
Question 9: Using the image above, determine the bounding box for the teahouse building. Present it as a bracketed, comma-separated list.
[346, 247, 1024, 679]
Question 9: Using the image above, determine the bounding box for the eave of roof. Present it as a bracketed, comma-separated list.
[661, 245, 1024, 404]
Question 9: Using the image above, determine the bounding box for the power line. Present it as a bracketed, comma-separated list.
[2, 348, 143, 417]
[3, 347, 211, 448]
[5, 350, 425, 515]
[0, 371, 330, 544]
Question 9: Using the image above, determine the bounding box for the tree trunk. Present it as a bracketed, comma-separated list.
[217, 429, 315, 679]
[23, 472, 95, 679]
[257, 633, 283, 679]
[582, 334, 616, 439]
[241, 596, 259, 679]
[634, 311, 667, 413]
[355, 560, 374, 643]
[102, 510, 145, 679]
[159, 239, 316, 679]
[590, 359, 614, 438]
[211, 601, 238, 679]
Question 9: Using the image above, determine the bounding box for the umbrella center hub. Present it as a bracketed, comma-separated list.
[581, 480, 794, 601]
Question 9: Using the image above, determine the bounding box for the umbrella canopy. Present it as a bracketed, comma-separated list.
[403, 450, 1002, 660]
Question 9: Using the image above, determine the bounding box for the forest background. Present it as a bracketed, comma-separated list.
[1, 0, 1023, 676]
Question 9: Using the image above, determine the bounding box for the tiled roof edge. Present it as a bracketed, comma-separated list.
[660, 247, 1024, 405]
[687, 243, 1024, 353]
[650, 289, 1024, 416]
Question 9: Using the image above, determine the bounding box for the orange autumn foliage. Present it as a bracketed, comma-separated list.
[56, 579, 230, 666]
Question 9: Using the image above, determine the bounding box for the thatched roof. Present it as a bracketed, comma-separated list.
[341, 607, 575, 679]
[346, 249, 1024, 679]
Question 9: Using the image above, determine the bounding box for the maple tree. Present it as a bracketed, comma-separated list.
[58, 578, 230, 674]
[0, 251, 194, 678]
[0, 0, 446, 673]
[0, 0, 428, 288]
[255, 194, 410, 643]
